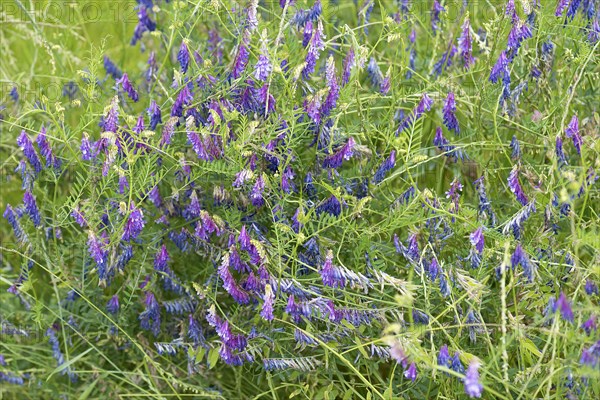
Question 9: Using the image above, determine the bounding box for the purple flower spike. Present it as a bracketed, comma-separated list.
[565, 115, 582, 155]
[464, 360, 483, 398]
[322, 137, 355, 169]
[260, 284, 275, 322]
[320, 250, 345, 288]
[231, 32, 250, 79]
[404, 362, 417, 381]
[438, 344, 450, 367]
[250, 175, 266, 207]
[555, 135, 568, 166]
[36, 126, 60, 169]
[254, 45, 272, 81]
[443, 92, 460, 134]
[117, 73, 139, 102]
[585, 280, 598, 296]
[555, 0, 569, 17]
[122, 204, 145, 241]
[106, 295, 120, 314]
[17, 130, 42, 175]
[139, 291, 161, 337]
[458, 17, 474, 69]
[171, 85, 193, 117]
[4, 204, 27, 243]
[178, 41, 190, 74]
[489, 51, 509, 83]
[373, 150, 396, 184]
[470, 227, 484, 254]
[80, 133, 97, 161]
[23, 191, 41, 227]
[507, 166, 529, 206]
[342, 48, 355, 86]
[431, 1, 445, 35]
[554, 291, 574, 322]
[148, 100, 162, 130]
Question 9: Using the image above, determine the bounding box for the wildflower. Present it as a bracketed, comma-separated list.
[250, 175, 266, 207]
[342, 48, 355, 86]
[502, 200, 536, 240]
[470, 227, 484, 254]
[46, 327, 77, 382]
[116, 73, 139, 102]
[171, 85, 193, 117]
[17, 130, 42, 175]
[122, 204, 145, 241]
[106, 295, 120, 314]
[178, 41, 190, 73]
[431, 44, 457, 76]
[218, 255, 250, 304]
[322, 137, 355, 169]
[446, 179, 463, 218]
[88, 231, 109, 280]
[511, 243, 535, 281]
[510, 135, 521, 159]
[321, 56, 340, 117]
[580, 341, 600, 368]
[367, 57, 383, 88]
[489, 51, 509, 83]
[254, 44, 272, 81]
[451, 352, 465, 374]
[3, 205, 27, 243]
[458, 17, 474, 69]
[71, 206, 87, 227]
[102, 98, 119, 132]
[565, 115, 582, 155]
[582, 315, 597, 335]
[464, 360, 483, 398]
[281, 167, 295, 194]
[232, 31, 250, 79]
[148, 100, 162, 130]
[438, 344, 450, 367]
[316, 195, 342, 217]
[320, 250, 345, 288]
[507, 166, 529, 206]
[585, 280, 598, 296]
[9, 86, 19, 102]
[404, 362, 418, 381]
[554, 291, 574, 322]
[373, 150, 396, 184]
[260, 284, 275, 322]
[131, 5, 156, 45]
[139, 292, 161, 337]
[443, 92, 460, 134]
[80, 133, 97, 161]
[103, 56, 123, 79]
[36, 126, 60, 169]
[302, 20, 325, 79]
[23, 191, 41, 227]
[431, 1, 445, 35]
[555, 135, 567, 166]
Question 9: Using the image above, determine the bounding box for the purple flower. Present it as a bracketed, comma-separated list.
[118, 174, 129, 195]
[250, 175, 266, 207]
[103, 56, 122, 79]
[489, 51, 509, 83]
[464, 361, 483, 398]
[154, 244, 169, 271]
[585, 280, 598, 296]
[9, 86, 19, 102]
[80, 133, 97, 161]
[565, 115, 582, 155]
[122, 204, 145, 241]
[320, 250, 345, 288]
[580, 341, 600, 368]
[582, 315, 597, 335]
[218, 256, 250, 304]
[302, 20, 325, 79]
[88, 231, 109, 280]
[231, 32, 250, 79]
[254, 48, 272, 81]
[106, 295, 120, 314]
[342, 48, 355, 86]
[46, 327, 77, 382]
[131, 6, 156, 46]
[554, 291, 574, 322]
[555, 0, 570, 17]
[443, 92, 460, 134]
[23, 191, 41, 227]
[507, 166, 529, 206]
[102, 99, 119, 133]
[322, 137, 355, 169]
[451, 352, 465, 373]
[458, 17, 474, 69]
[511, 243, 535, 281]
[470, 227, 484, 254]
[4, 204, 27, 243]
[304, 94, 322, 126]
[510, 135, 521, 159]
[367, 57, 383, 88]
[281, 167, 295, 194]
[555, 135, 568, 166]
[404, 362, 417, 381]
[316, 195, 342, 217]
[36, 126, 60, 169]
[148, 100, 162, 130]
[139, 292, 161, 336]
[71, 206, 87, 228]
[431, 1, 445, 35]
[321, 56, 340, 117]
[177, 41, 190, 73]
[438, 344, 450, 367]
[260, 284, 275, 322]
[116, 73, 139, 102]
[17, 130, 42, 175]
[446, 179, 463, 218]
[171, 85, 193, 117]
[373, 150, 396, 184]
